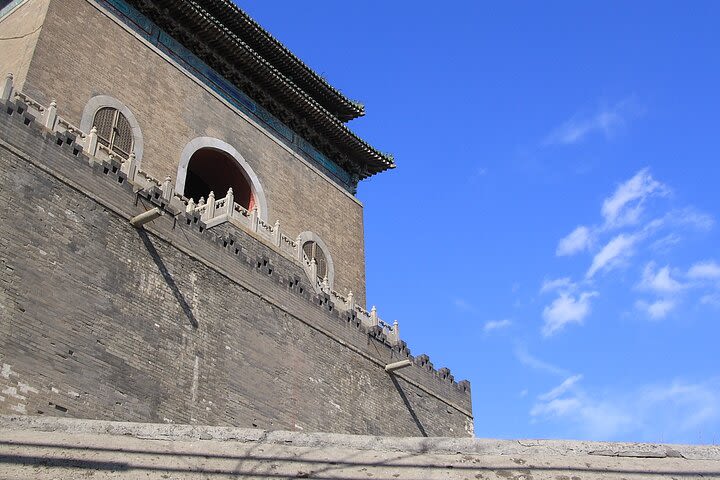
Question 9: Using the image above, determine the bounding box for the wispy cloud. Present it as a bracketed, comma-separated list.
[538, 374, 584, 402]
[646, 208, 714, 235]
[483, 319, 512, 332]
[688, 260, 720, 280]
[635, 298, 676, 320]
[542, 291, 598, 336]
[586, 233, 639, 278]
[514, 345, 569, 377]
[544, 99, 640, 146]
[601, 168, 669, 228]
[543, 168, 716, 336]
[540, 277, 577, 294]
[531, 376, 720, 442]
[639, 262, 684, 293]
[701, 293, 720, 307]
[649, 233, 682, 254]
[556, 226, 592, 256]
[453, 298, 479, 314]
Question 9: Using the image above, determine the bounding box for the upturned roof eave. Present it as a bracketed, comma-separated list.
[159, 0, 394, 177]
[191, 0, 366, 122]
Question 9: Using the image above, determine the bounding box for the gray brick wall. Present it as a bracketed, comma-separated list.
[0, 104, 473, 437]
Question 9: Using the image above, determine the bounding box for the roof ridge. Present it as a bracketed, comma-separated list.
[210, 0, 366, 119]
[186, 1, 394, 175]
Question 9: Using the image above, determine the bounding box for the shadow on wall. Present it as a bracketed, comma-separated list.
[137, 228, 199, 329]
[390, 374, 428, 437]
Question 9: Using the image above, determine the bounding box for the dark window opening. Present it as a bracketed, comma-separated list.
[93, 107, 133, 160]
[185, 147, 254, 209]
[303, 241, 327, 282]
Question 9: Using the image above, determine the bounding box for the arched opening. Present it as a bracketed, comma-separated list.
[184, 147, 255, 209]
[80, 95, 143, 167]
[303, 240, 328, 283]
[297, 231, 334, 290]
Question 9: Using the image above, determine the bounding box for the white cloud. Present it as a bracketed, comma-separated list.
[644, 208, 715, 236]
[701, 293, 720, 307]
[556, 226, 592, 256]
[668, 208, 715, 231]
[687, 260, 720, 280]
[530, 375, 634, 439]
[636, 298, 676, 319]
[601, 168, 669, 228]
[544, 99, 637, 146]
[639, 262, 684, 293]
[542, 291, 598, 336]
[538, 374, 584, 402]
[483, 319, 512, 332]
[539, 277, 576, 294]
[531, 396, 584, 418]
[530, 377, 720, 442]
[452, 298, 479, 314]
[649, 233, 682, 253]
[586, 233, 639, 278]
[514, 345, 568, 377]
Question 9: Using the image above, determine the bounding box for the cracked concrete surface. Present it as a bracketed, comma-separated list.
[0, 415, 718, 479]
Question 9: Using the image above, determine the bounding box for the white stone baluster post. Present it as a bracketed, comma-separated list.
[85, 126, 98, 156]
[310, 258, 317, 284]
[370, 306, 378, 326]
[186, 198, 196, 214]
[124, 152, 137, 181]
[347, 291, 355, 313]
[206, 191, 216, 219]
[322, 275, 329, 292]
[296, 235, 303, 261]
[392, 320, 400, 345]
[225, 187, 234, 216]
[44, 100, 57, 130]
[250, 206, 259, 232]
[2, 73, 13, 102]
[161, 176, 173, 200]
[198, 197, 206, 219]
[273, 220, 281, 247]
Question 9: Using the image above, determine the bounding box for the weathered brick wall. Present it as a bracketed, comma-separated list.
[0, 104, 473, 437]
[15, 0, 367, 301]
[0, 0, 50, 89]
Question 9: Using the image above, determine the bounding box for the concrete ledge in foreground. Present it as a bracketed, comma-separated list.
[0, 415, 719, 479]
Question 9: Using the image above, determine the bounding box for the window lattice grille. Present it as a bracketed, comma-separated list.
[303, 241, 327, 281]
[92, 107, 133, 160]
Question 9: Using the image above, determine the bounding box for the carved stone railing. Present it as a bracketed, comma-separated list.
[3, 73, 401, 347]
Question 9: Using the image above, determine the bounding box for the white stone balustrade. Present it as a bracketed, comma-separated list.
[5, 76, 402, 347]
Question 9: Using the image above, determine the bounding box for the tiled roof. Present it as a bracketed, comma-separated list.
[130, 0, 395, 179]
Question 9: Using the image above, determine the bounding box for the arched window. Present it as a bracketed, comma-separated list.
[80, 96, 143, 167]
[93, 107, 133, 160]
[303, 240, 327, 282]
[176, 138, 267, 221]
[184, 147, 254, 209]
[297, 232, 334, 290]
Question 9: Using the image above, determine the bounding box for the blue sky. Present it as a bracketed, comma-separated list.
[241, 2, 720, 444]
